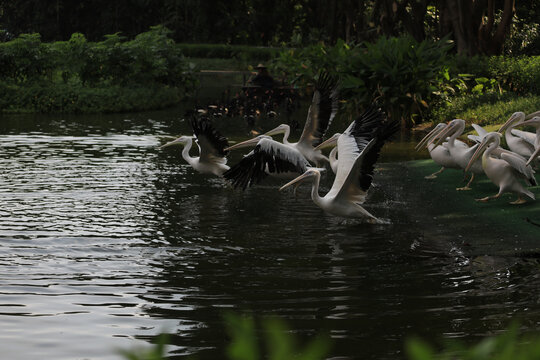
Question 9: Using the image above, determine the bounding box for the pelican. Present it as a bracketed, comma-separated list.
[498, 112, 538, 160]
[159, 117, 229, 176]
[516, 116, 540, 166]
[312, 132, 340, 173]
[263, 71, 339, 165]
[432, 119, 483, 190]
[222, 135, 312, 189]
[465, 132, 536, 204]
[415, 123, 462, 179]
[279, 106, 399, 222]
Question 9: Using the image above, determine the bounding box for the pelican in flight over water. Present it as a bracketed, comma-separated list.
[159, 116, 230, 176]
[222, 134, 312, 190]
[263, 71, 339, 166]
[465, 132, 537, 204]
[279, 106, 399, 222]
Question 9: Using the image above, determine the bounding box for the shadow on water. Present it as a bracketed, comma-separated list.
[1, 80, 540, 359]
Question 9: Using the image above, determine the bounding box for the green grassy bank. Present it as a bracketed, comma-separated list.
[400, 159, 540, 250]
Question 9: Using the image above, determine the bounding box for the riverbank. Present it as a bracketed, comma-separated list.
[383, 159, 540, 255]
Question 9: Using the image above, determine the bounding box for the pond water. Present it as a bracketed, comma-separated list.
[1, 80, 540, 359]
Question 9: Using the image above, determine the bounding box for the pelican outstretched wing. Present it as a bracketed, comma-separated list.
[223, 138, 310, 190]
[297, 71, 340, 148]
[190, 117, 229, 164]
[326, 106, 398, 203]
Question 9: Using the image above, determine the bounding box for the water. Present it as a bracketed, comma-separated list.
[1, 105, 540, 359]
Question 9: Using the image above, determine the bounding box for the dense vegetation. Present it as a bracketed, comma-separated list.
[0, 26, 197, 113]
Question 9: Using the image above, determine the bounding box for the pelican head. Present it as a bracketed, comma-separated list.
[264, 124, 289, 137]
[159, 135, 194, 149]
[465, 132, 502, 172]
[431, 119, 465, 148]
[415, 123, 446, 151]
[279, 168, 325, 191]
[498, 112, 525, 134]
[224, 135, 272, 151]
[314, 133, 341, 151]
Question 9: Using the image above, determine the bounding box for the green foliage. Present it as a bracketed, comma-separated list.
[406, 323, 540, 360]
[272, 36, 453, 127]
[0, 81, 182, 113]
[224, 313, 331, 360]
[0, 26, 198, 113]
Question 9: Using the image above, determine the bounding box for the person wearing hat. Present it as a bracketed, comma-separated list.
[249, 63, 275, 89]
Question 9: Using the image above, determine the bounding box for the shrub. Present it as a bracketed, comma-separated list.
[272, 36, 453, 127]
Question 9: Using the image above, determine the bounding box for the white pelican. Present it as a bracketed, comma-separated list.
[312, 132, 341, 173]
[263, 71, 339, 165]
[279, 106, 399, 222]
[432, 119, 483, 190]
[222, 135, 312, 189]
[514, 116, 540, 166]
[497, 112, 538, 160]
[159, 117, 230, 176]
[415, 123, 462, 179]
[465, 132, 537, 204]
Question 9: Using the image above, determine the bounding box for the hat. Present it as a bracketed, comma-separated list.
[255, 63, 267, 69]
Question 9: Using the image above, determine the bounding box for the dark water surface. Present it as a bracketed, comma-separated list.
[1, 105, 540, 359]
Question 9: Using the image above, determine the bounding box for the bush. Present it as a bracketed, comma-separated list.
[0, 81, 182, 113]
[0, 26, 198, 113]
[272, 36, 453, 127]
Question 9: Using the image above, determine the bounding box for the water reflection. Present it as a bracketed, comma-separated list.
[0, 111, 540, 360]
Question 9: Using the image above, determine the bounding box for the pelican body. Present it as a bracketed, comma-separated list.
[159, 117, 230, 176]
[280, 106, 398, 222]
[514, 116, 540, 166]
[263, 71, 339, 166]
[223, 135, 311, 189]
[465, 132, 536, 204]
[415, 123, 462, 179]
[432, 119, 483, 190]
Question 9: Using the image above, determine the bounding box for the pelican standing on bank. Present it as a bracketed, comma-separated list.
[432, 119, 483, 190]
[159, 116, 230, 176]
[263, 71, 339, 166]
[465, 132, 537, 204]
[514, 116, 540, 166]
[279, 106, 399, 222]
[415, 123, 462, 179]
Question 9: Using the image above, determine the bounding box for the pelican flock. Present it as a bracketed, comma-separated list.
[159, 71, 402, 221]
[418, 111, 539, 204]
[160, 72, 538, 225]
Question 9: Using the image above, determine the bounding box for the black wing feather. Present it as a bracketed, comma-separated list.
[223, 142, 309, 190]
[190, 116, 229, 156]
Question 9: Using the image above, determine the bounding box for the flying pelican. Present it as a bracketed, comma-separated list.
[263, 71, 339, 166]
[279, 106, 399, 222]
[312, 132, 341, 173]
[159, 116, 230, 176]
[222, 135, 312, 189]
[465, 132, 537, 204]
[415, 123, 462, 179]
[431, 119, 484, 190]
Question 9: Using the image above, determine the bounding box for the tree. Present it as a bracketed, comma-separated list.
[438, 0, 516, 55]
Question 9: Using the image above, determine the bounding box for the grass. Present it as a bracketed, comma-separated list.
[430, 92, 540, 126]
[404, 159, 540, 245]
